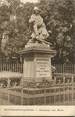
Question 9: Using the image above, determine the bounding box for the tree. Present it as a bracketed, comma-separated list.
[0, 0, 33, 56]
[0, 0, 75, 64]
[39, 0, 75, 63]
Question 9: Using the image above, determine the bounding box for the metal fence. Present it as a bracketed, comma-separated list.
[54, 64, 75, 74]
[0, 60, 75, 105]
[0, 74, 75, 105]
[0, 62, 23, 73]
[0, 82, 75, 105]
[0, 61, 75, 74]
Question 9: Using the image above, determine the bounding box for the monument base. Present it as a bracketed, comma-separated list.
[19, 43, 56, 83]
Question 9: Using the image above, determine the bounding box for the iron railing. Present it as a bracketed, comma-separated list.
[0, 62, 75, 74]
[0, 75, 75, 105]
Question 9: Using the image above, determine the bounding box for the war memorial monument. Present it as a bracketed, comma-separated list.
[0, 6, 75, 105]
[19, 6, 56, 83]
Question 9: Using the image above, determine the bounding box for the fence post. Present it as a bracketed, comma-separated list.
[72, 76, 74, 104]
[67, 79, 70, 105]
[7, 78, 10, 105]
[21, 88, 23, 105]
[63, 77, 65, 105]
[21, 77, 24, 105]
[74, 64, 75, 74]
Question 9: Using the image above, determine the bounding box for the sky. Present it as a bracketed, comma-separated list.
[21, 0, 39, 3]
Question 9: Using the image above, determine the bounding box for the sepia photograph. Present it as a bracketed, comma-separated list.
[0, 0, 75, 106]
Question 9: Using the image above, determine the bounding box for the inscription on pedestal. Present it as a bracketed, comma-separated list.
[36, 58, 51, 78]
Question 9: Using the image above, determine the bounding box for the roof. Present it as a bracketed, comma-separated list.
[0, 71, 22, 79]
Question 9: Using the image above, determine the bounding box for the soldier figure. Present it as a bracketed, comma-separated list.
[29, 6, 49, 44]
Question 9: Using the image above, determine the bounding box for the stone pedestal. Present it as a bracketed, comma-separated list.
[19, 44, 56, 82]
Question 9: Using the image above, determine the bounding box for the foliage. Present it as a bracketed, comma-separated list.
[39, 0, 75, 63]
[0, 0, 34, 56]
[0, 0, 75, 63]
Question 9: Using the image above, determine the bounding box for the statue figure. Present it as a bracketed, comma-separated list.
[28, 6, 49, 45]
